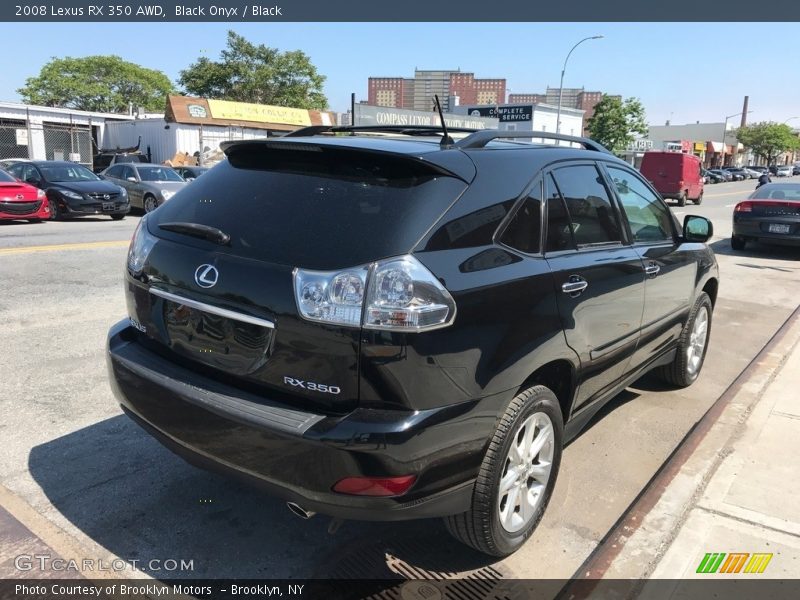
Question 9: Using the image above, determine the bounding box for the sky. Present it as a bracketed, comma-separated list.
[1, 22, 799, 126]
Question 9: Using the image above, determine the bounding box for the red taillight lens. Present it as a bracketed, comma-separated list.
[735, 201, 753, 213]
[333, 475, 417, 497]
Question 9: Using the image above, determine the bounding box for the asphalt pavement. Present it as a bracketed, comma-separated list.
[0, 177, 799, 584]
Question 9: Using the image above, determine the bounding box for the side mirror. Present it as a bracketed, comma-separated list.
[126, 176, 137, 183]
[185, 177, 195, 182]
[683, 215, 713, 243]
[25, 177, 40, 186]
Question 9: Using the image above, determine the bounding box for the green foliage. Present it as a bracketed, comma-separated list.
[179, 31, 328, 110]
[734, 122, 800, 165]
[18, 56, 174, 113]
[587, 96, 648, 155]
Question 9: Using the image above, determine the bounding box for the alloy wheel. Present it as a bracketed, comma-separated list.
[686, 306, 709, 377]
[497, 412, 554, 533]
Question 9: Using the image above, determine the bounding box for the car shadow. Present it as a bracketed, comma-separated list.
[27, 415, 500, 579]
[710, 237, 800, 263]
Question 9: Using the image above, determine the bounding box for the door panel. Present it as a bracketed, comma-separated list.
[547, 248, 645, 410]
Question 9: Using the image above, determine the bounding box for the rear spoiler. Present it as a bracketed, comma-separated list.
[220, 138, 476, 183]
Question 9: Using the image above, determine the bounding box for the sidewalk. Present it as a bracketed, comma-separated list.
[567, 304, 800, 591]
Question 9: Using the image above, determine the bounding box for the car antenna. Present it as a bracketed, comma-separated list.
[433, 94, 454, 148]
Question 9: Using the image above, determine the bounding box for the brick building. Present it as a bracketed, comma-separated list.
[368, 69, 506, 112]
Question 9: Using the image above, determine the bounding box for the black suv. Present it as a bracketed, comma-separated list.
[107, 128, 718, 556]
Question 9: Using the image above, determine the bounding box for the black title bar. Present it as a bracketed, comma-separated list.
[3, 0, 800, 21]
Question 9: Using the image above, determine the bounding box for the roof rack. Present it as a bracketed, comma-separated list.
[283, 125, 481, 137]
[454, 130, 612, 154]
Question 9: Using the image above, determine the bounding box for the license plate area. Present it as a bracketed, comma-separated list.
[162, 298, 274, 375]
[768, 223, 791, 234]
[102, 202, 115, 211]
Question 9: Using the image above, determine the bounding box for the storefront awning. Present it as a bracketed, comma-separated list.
[707, 141, 724, 152]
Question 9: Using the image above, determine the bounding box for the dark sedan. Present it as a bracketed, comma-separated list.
[6, 160, 129, 220]
[732, 183, 800, 250]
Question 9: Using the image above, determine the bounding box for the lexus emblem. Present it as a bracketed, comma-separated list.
[16, 194, 23, 200]
[194, 264, 219, 288]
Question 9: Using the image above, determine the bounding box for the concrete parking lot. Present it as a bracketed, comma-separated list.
[1, 177, 799, 582]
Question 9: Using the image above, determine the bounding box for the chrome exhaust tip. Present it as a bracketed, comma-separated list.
[287, 502, 316, 519]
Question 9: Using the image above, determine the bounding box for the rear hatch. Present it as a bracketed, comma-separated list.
[641, 153, 683, 194]
[130, 140, 469, 414]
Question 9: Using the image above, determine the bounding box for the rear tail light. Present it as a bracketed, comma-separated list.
[734, 201, 753, 213]
[333, 475, 417, 497]
[294, 255, 456, 332]
[127, 215, 157, 274]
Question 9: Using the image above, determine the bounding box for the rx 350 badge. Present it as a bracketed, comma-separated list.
[284, 377, 341, 395]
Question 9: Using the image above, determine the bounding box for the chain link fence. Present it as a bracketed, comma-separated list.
[0, 120, 93, 165]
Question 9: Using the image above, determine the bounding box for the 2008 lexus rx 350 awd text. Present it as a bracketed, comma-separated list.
[107, 127, 719, 556]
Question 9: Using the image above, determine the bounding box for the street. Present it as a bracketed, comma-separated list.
[1, 176, 799, 582]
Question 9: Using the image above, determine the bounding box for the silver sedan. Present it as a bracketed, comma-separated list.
[101, 163, 186, 213]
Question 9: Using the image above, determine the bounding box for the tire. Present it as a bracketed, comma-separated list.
[676, 192, 687, 207]
[693, 191, 703, 205]
[656, 292, 713, 388]
[731, 235, 746, 251]
[444, 385, 563, 556]
[27, 219, 43, 224]
[49, 198, 61, 221]
[143, 195, 159, 213]
[110, 214, 126, 221]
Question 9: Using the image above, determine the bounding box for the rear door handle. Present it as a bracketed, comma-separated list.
[562, 276, 588, 296]
[645, 262, 661, 277]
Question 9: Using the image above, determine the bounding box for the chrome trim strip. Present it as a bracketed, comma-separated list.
[149, 288, 275, 329]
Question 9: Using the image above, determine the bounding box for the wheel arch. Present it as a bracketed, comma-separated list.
[516, 359, 577, 424]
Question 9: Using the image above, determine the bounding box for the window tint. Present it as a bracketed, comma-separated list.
[607, 166, 674, 242]
[545, 174, 576, 252]
[121, 166, 135, 180]
[551, 165, 622, 246]
[105, 165, 123, 178]
[500, 177, 542, 254]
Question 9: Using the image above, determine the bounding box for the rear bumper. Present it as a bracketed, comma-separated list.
[733, 218, 800, 246]
[106, 320, 493, 521]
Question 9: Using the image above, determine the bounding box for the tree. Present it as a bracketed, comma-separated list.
[179, 31, 328, 110]
[586, 96, 648, 155]
[735, 122, 800, 165]
[18, 56, 174, 113]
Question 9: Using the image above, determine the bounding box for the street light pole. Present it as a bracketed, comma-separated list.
[720, 110, 751, 167]
[555, 35, 603, 135]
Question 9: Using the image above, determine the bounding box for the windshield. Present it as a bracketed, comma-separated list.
[40, 164, 99, 182]
[136, 166, 183, 182]
[0, 170, 16, 183]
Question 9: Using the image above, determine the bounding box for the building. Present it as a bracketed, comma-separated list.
[0, 101, 134, 166]
[508, 87, 619, 136]
[646, 122, 744, 167]
[368, 69, 507, 112]
[452, 102, 584, 142]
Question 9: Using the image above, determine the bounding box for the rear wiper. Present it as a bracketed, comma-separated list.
[158, 222, 231, 245]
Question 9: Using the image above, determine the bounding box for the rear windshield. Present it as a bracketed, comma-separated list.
[149, 145, 467, 270]
[752, 184, 800, 200]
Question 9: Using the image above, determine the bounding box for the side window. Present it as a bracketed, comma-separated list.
[121, 166, 134, 180]
[105, 165, 121, 179]
[607, 166, 673, 242]
[7, 164, 23, 179]
[500, 177, 542, 254]
[545, 174, 576, 252]
[551, 164, 622, 246]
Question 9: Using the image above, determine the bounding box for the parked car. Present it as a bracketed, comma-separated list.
[702, 169, 725, 184]
[732, 182, 800, 250]
[722, 167, 747, 181]
[768, 165, 778, 175]
[793, 165, 800, 176]
[746, 166, 769, 174]
[0, 167, 50, 222]
[174, 166, 210, 182]
[776, 165, 793, 177]
[0, 158, 29, 170]
[741, 168, 761, 179]
[102, 163, 186, 213]
[5, 160, 129, 220]
[107, 128, 719, 557]
[639, 151, 704, 206]
[709, 168, 733, 182]
[93, 152, 149, 174]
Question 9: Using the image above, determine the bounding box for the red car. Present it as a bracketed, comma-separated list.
[0, 168, 50, 222]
